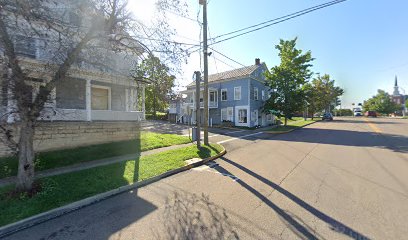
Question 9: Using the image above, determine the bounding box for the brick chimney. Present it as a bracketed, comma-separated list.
[255, 58, 260, 65]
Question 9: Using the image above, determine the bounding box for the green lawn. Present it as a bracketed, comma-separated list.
[0, 143, 222, 227]
[0, 132, 190, 179]
[267, 118, 317, 132]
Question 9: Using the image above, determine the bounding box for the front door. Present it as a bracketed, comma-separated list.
[254, 110, 258, 126]
[235, 106, 248, 127]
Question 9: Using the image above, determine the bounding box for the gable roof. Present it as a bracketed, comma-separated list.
[187, 64, 264, 87]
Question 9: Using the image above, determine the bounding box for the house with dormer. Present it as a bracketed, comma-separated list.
[175, 58, 275, 128]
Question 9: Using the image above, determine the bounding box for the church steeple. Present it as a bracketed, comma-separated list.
[393, 75, 400, 95]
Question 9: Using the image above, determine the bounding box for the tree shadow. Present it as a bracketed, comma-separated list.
[214, 156, 372, 240]
[268, 127, 408, 154]
[142, 120, 190, 135]
[153, 191, 239, 240]
[332, 118, 403, 124]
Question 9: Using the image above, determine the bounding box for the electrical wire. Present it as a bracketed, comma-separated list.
[209, 0, 346, 41]
[209, 47, 246, 67]
[186, 0, 348, 54]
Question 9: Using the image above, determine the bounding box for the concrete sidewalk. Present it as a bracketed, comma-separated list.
[0, 143, 193, 188]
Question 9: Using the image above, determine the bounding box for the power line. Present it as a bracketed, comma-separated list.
[210, 0, 346, 41]
[164, 9, 202, 23]
[135, 36, 201, 46]
[208, 25, 219, 74]
[209, 47, 246, 67]
[186, 0, 347, 54]
[209, 0, 347, 46]
[212, 56, 236, 70]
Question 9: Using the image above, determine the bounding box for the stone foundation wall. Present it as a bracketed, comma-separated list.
[0, 121, 141, 157]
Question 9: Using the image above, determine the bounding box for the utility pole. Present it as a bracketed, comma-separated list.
[201, 0, 209, 145]
[195, 71, 201, 147]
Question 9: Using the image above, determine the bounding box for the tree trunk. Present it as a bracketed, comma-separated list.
[284, 115, 288, 126]
[16, 120, 35, 192]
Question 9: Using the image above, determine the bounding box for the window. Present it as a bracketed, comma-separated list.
[91, 86, 110, 110]
[267, 114, 272, 121]
[222, 107, 233, 122]
[238, 109, 247, 123]
[262, 90, 265, 100]
[15, 35, 36, 58]
[234, 86, 241, 100]
[210, 91, 216, 102]
[254, 87, 259, 100]
[221, 89, 227, 101]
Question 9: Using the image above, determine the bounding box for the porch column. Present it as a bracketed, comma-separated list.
[85, 79, 91, 121]
[142, 85, 145, 120]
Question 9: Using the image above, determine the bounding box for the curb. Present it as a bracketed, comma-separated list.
[0, 144, 226, 238]
[264, 120, 319, 134]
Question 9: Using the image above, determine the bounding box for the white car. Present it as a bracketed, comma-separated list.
[354, 111, 362, 116]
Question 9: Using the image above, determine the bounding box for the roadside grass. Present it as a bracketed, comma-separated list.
[266, 118, 318, 132]
[0, 143, 222, 227]
[145, 112, 167, 120]
[0, 132, 190, 179]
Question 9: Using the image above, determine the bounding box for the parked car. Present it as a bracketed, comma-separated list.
[322, 112, 333, 121]
[353, 107, 363, 116]
[354, 110, 362, 116]
[365, 111, 377, 117]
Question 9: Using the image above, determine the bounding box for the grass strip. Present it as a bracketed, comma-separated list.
[267, 118, 317, 132]
[0, 143, 222, 227]
[0, 132, 190, 179]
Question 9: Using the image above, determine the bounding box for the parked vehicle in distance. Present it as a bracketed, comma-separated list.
[322, 112, 333, 121]
[365, 111, 377, 117]
[353, 108, 363, 116]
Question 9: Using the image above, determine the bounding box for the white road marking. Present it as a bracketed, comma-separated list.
[192, 162, 240, 182]
[217, 132, 264, 144]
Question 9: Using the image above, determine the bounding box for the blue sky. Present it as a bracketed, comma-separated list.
[131, 0, 408, 109]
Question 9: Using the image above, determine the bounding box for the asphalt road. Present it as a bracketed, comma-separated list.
[5, 117, 408, 240]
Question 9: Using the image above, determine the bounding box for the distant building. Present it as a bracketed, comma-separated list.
[391, 76, 407, 115]
[177, 58, 275, 127]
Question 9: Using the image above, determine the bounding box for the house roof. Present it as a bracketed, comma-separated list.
[187, 64, 262, 87]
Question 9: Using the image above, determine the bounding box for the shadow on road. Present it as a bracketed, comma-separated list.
[153, 191, 239, 240]
[142, 120, 190, 135]
[214, 156, 372, 240]
[274, 127, 408, 154]
[332, 118, 403, 124]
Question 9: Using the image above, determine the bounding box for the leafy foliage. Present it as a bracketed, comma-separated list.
[134, 55, 175, 116]
[363, 90, 400, 114]
[264, 38, 314, 125]
[333, 109, 353, 116]
[303, 74, 344, 117]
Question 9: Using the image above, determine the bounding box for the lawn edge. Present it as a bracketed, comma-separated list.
[265, 120, 319, 134]
[0, 143, 226, 238]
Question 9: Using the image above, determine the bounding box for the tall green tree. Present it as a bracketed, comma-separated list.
[315, 74, 344, 112]
[134, 55, 175, 117]
[264, 38, 314, 125]
[303, 74, 344, 118]
[363, 90, 400, 115]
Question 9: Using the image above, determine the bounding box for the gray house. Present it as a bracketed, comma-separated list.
[0, 0, 146, 156]
[175, 58, 275, 128]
